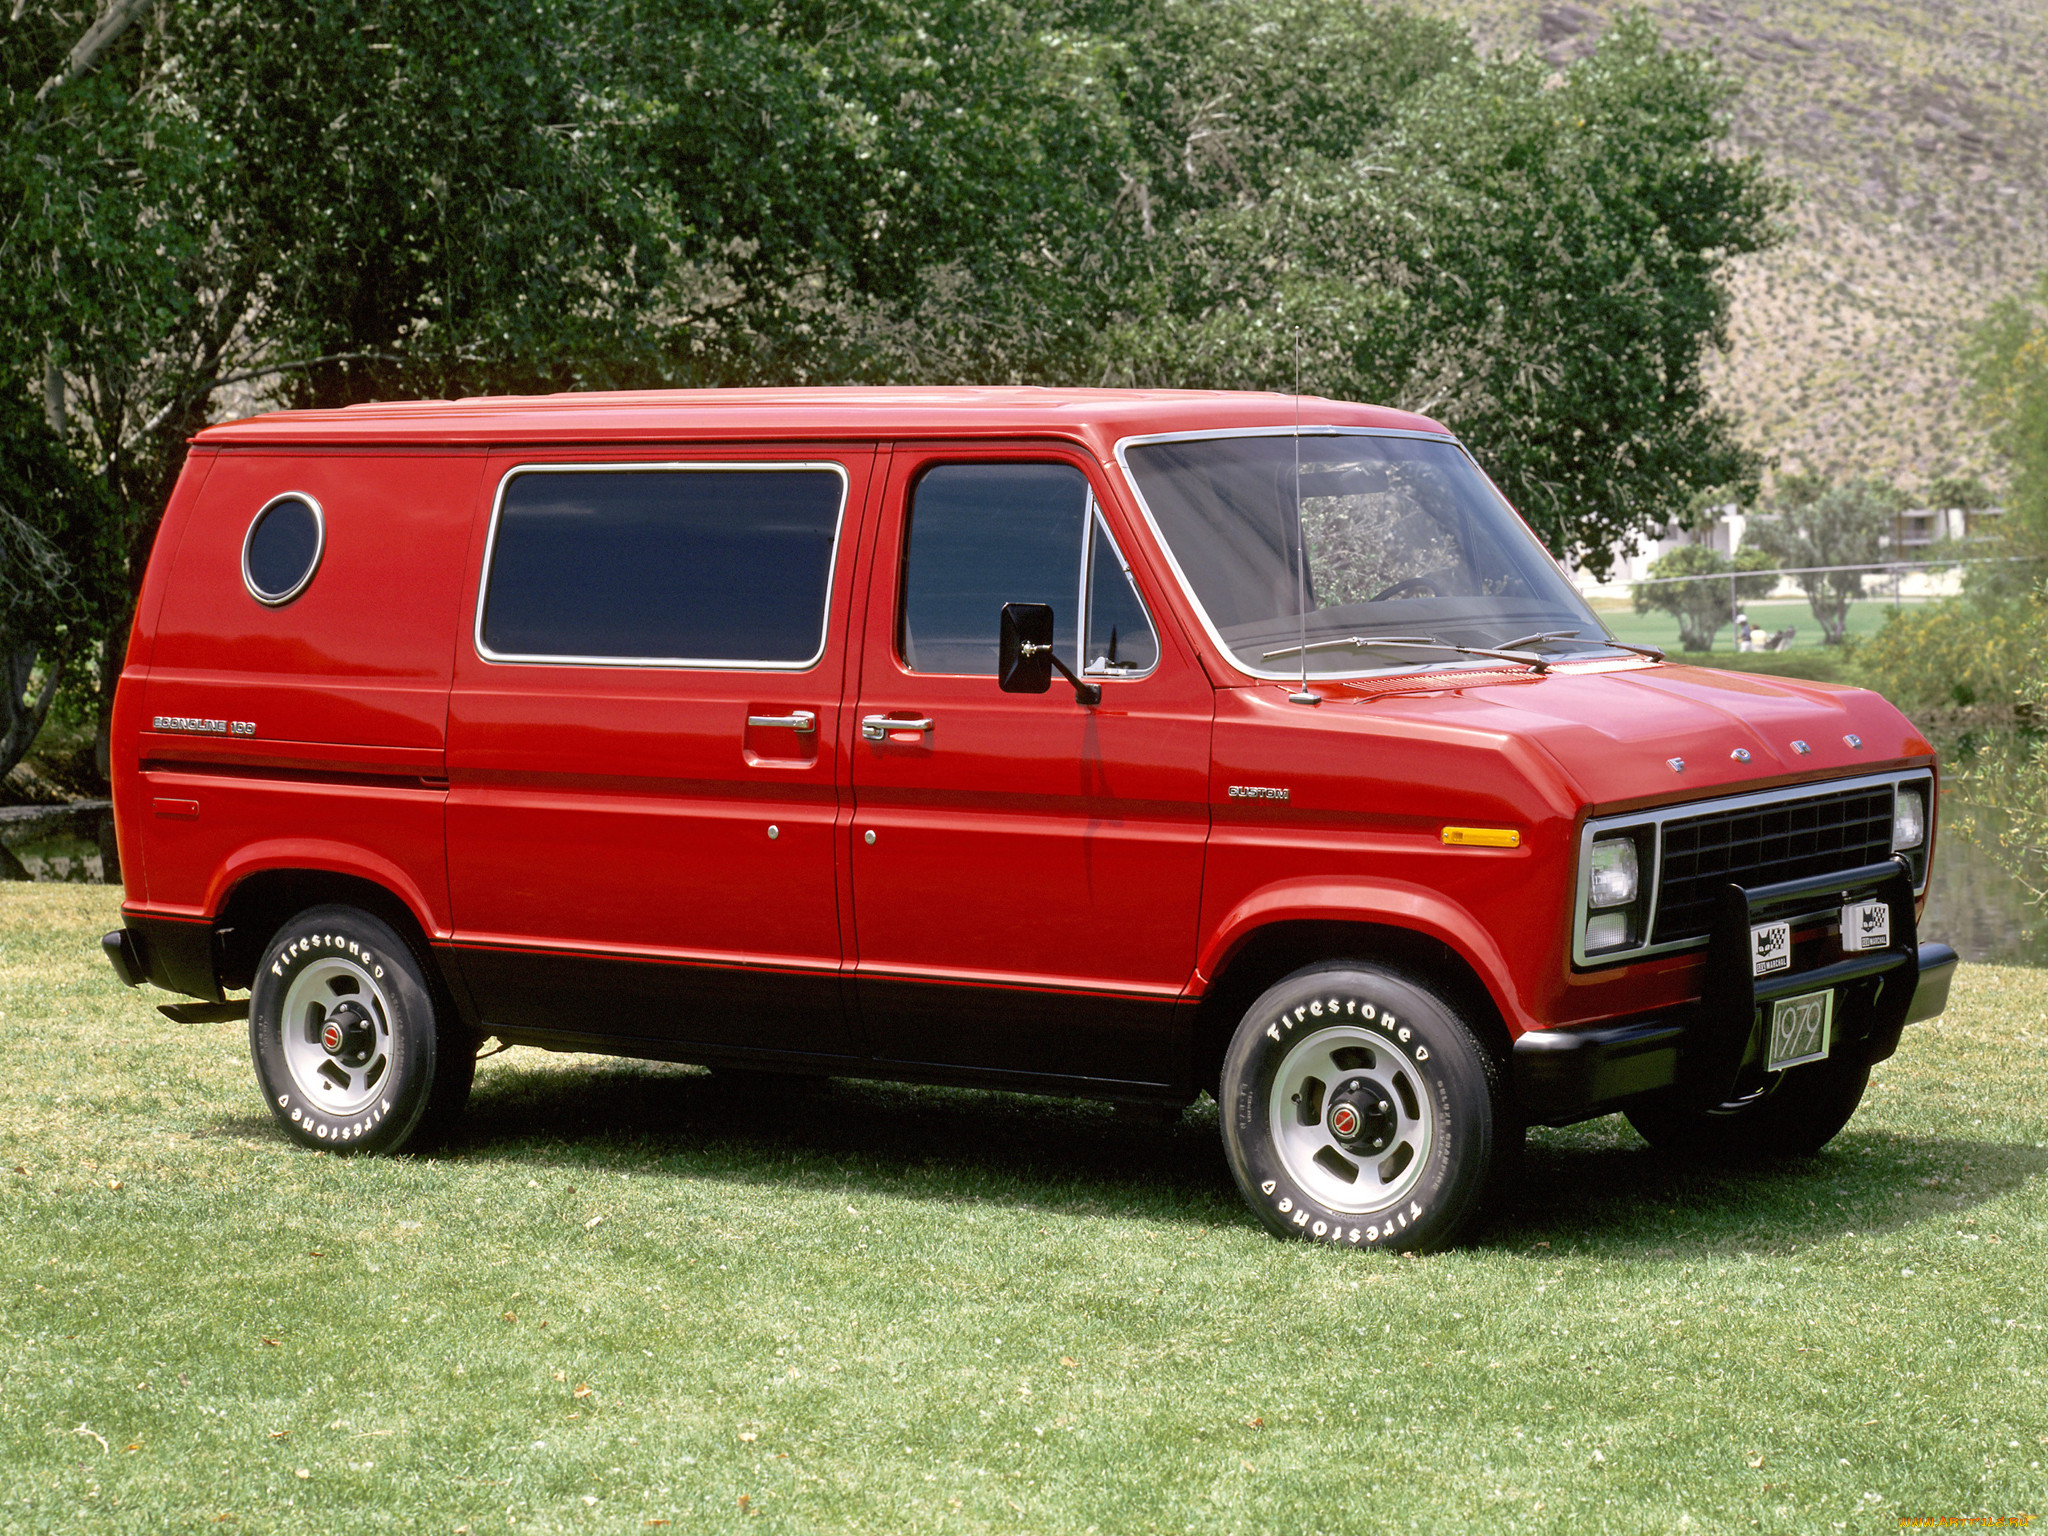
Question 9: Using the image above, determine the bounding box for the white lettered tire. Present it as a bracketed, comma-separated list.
[1219, 963, 1516, 1253]
[249, 905, 470, 1153]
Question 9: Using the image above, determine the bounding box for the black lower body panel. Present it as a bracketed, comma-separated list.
[452, 946, 1191, 1099]
[855, 974, 1187, 1090]
[452, 943, 859, 1058]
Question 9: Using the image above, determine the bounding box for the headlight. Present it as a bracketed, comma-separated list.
[1588, 837, 1639, 909]
[1892, 788, 1925, 851]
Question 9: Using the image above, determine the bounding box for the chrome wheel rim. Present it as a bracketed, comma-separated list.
[1268, 1024, 1434, 1213]
[279, 954, 396, 1117]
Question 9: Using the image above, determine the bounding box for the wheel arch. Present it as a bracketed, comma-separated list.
[216, 866, 448, 1005]
[1192, 918, 1516, 1099]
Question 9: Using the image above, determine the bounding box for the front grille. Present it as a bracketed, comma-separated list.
[1651, 784, 1896, 945]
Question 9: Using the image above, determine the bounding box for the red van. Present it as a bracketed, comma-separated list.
[101, 388, 1955, 1250]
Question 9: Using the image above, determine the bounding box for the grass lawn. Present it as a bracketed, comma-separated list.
[1591, 596, 1914, 661]
[3, 886, 2045, 1533]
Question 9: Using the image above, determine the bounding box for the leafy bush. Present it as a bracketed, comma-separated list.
[1856, 594, 2046, 714]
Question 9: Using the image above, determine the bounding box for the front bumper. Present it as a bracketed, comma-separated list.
[1515, 856, 1956, 1126]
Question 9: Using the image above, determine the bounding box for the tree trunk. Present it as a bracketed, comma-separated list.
[0, 644, 68, 784]
[93, 618, 126, 787]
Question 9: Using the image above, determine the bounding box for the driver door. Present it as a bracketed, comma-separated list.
[847, 444, 1213, 1087]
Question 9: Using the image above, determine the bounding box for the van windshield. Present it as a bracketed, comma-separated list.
[1120, 432, 1616, 678]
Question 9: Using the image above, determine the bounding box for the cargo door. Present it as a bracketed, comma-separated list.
[445, 447, 873, 1060]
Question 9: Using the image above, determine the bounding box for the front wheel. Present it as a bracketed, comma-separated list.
[250, 905, 472, 1153]
[1624, 1050, 1870, 1159]
[1219, 963, 1518, 1253]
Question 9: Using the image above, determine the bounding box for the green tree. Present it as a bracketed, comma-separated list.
[1926, 474, 1996, 514]
[1, 0, 1787, 784]
[1965, 268, 2048, 543]
[1082, 6, 1782, 576]
[1743, 478, 1899, 644]
[0, 395, 116, 775]
[1632, 543, 1775, 652]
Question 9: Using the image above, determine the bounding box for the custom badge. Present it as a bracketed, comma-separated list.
[1750, 920, 1791, 976]
[1330, 1104, 1361, 1139]
[1841, 899, 1890, 953]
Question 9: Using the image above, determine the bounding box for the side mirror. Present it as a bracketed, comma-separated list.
[998, 602, 1100, 706]
[999, 603, 1054, 694]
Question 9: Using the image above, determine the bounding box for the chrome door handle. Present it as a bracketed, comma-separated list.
[746, 710, 817, 733]
[861, 714, 935, 741]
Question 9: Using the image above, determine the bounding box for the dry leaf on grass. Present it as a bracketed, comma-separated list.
[573, 1385, 592, 1399]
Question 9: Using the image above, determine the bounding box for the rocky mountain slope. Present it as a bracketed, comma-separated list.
[1429, 0, 2047, 494]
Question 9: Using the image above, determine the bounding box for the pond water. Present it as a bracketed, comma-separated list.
[6, 790, 2042, 966]
[1921, 789, 2047, 966]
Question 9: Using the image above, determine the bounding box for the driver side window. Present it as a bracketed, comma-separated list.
[900, 462, 1157, 678]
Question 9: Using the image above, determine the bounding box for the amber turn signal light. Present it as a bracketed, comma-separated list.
[1441, 826, 1520, 848]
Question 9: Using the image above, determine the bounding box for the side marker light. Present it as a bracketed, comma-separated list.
[1442, 827, 1520, 848]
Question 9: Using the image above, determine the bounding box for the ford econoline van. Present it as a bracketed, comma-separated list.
[101, 388, 1956, 1250]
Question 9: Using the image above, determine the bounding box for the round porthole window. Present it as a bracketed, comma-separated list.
[241, 493, 325, 606]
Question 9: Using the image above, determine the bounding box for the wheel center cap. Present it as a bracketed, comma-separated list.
[1327, 1077, 1396, 1153]
[320, 1002, 375, 1064]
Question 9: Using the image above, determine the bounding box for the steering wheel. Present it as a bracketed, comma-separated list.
[1370, 575, 1441, 602]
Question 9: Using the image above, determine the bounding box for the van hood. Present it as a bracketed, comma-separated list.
[1402, 662, 1932, 810]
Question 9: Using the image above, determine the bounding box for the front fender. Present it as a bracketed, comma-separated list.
[1195, 875, 1540, 1036]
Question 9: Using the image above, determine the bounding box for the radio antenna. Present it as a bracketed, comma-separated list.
[1287, 328, 1317, 706]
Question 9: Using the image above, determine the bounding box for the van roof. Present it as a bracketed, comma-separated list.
[189, 386, 1451, 449]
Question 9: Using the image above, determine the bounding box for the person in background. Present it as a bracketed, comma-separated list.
[1735, 611, 1753, 652]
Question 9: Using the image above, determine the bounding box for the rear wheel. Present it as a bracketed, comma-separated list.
[1218, 963, 1518, 1253]
[1625, 1050, 1870, 1159]
[249, 905, 471, 1152]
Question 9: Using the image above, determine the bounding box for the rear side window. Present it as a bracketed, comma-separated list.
[900, 463, 1157, 676]
[479, 464, 846, 667]
[242, 493, 325, 606]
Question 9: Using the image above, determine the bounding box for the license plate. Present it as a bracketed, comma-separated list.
[1841, 898, 1890, 952]
[1766, 989, 1834, 1072]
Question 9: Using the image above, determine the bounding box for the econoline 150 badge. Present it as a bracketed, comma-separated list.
[1750, 920, 1791, 976]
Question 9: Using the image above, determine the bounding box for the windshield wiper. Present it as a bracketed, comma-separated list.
[1261, 634, 1553, 673]
[1598, 639, 1666, 661]
[1497, 630, 1667, 663]
[1497, 629, 1585, 650]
